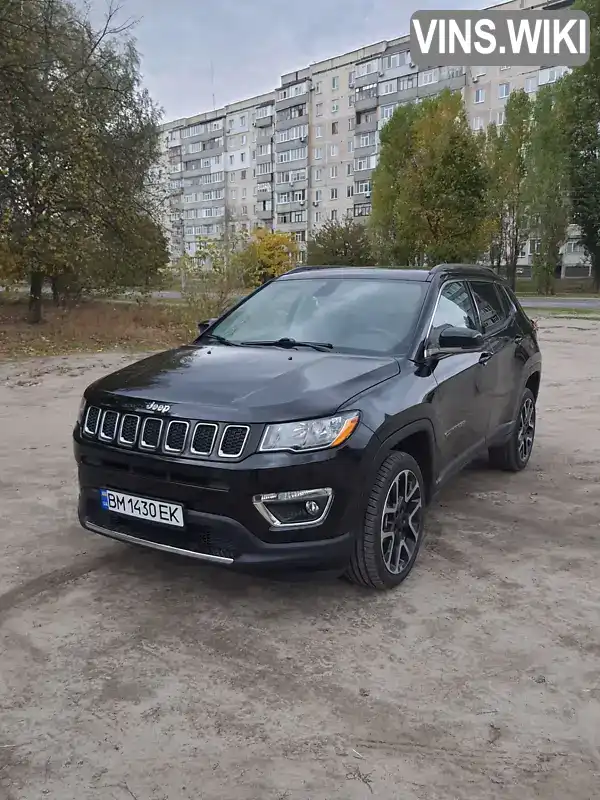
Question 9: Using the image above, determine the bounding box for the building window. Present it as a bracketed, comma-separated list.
[347, 163, 353, 176]
[240, 152, 246, 163]
[330, 144, 338, 157]
[241, 170, 247, 180]
[348, 140, 354, 152]
[332, 76, 339, 90]
[381, 104, 397, 120]
[474, 88, 485, 104]
[315, 125, 323, 138]
[315, 81, 322, 94]
[381, 80, 397, 96]
[332, 101, 339, 113]
[315, 189, 322, 202]
[332, 121, 338, 134]
[315, 211, 322, 223]
[314, 147, 323, 160]
[347, 185, 353, 198]
[472, 117, 484, 131]
[525, 76, 537, 93]
[314, 167, 322, 181]
[240, 115, 246, 125]
[419, 69, 438, 86]
[496, 110, 505, 126]
[398, 75, 417, 92]
[356, 59, 378, 77]
[316, 102, 323, 116]
[330, 188, 338, 200]
[229, 155, 234, 165]
[330, 165, 338, 178]
[498, 83, 510, 99]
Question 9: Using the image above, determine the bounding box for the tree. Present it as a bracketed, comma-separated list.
[307, 217, 373, 266]
[236, 227, 299, 287]
[370, 90, 489, 266]
[0, 0, 167, 322]
[493, 90, 533, 290]
[525, 86, 570, 295]
[559, 0, 600, 290]
[369, 102, 422, 265]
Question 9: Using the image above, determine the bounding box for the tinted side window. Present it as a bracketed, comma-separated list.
[470, 281, 508, 333]
[430, 281, 478, 347]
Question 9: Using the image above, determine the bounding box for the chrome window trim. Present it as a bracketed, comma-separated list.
[117, 414, 140, 447]
[163, 419, 190, 454]
[190, 422, 219, 456]
[218, 425, 250, 458]
[422, 278, 481, 358]
[139, 417, 163, 450]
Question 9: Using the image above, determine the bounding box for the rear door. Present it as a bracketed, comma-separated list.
[467, 280, 518, 440]
[428, 280, 491, 477]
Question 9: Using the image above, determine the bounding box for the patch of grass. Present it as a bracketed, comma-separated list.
[535, 307, 600, 319]
[0, 297, 198, 361]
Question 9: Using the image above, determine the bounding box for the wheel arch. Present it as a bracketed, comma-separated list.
[372, 420, 437, 504]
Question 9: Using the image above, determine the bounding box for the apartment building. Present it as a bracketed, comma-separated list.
[158, 0, 589, 276]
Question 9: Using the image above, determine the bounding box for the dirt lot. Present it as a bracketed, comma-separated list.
[1, 317, 599, 800]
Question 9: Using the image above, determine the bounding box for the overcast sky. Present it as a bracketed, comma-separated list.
[88, 0, 486, 121]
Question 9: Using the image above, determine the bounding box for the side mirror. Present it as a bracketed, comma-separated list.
[197, 318, 217, 335]
[435, 326, 483, 352]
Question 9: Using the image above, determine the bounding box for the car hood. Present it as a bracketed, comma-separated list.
[87, 344, 400, 423]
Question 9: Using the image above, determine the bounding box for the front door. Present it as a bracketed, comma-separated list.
[467, 280, 519, 439]
[427, 280, 491, 479]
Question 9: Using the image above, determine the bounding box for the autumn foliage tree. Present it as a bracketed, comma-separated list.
[370, 90, 489, 267]
[307, 217, 373, 266]
[0, 0, 168, 322]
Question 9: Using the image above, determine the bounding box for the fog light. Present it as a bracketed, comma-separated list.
[253, 488, 333, 528]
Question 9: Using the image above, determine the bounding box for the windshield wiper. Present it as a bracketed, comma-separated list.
[203, 332, 236, 346]
[240, 337, 334, 352]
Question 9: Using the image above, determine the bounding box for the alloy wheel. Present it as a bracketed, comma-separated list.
[517, 397, 536, 463]
[380, 469, 423, 575]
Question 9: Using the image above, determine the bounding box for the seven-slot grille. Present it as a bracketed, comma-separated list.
[81, 405, 249, 460]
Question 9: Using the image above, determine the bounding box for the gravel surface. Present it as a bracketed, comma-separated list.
[1, 317, 599, 800]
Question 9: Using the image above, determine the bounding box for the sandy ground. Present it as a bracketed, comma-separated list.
[1, 317, 599, 800]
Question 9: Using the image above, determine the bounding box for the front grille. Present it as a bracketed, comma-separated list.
[99, 410, 119, 441]
[191, 423, 217, 455]
[84, 406, 101, 435]
[219, 425, 250, 457]
[164, 420, 189, 453]
[118, 414, 140, 446]
[140, 418, 162, 450]
[81, 405, 251, 461]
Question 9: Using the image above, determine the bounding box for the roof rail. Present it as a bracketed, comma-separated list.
[430, 263, 499, 275]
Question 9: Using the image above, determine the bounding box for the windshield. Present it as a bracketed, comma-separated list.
[207, 276, 427, 356]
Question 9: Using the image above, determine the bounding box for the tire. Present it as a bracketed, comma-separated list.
[488, 387, 536, 472]
[345, 451, 426, 590]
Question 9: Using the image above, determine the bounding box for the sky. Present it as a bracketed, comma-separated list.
[86, 0, 486, 122]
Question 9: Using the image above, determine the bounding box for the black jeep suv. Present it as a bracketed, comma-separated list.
[73, 264, 541, 590]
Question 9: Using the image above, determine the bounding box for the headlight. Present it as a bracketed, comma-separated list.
[259, 411, 360, 453]
[77, 396, 86, 425]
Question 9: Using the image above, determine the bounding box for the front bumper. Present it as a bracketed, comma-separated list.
[74, 426, 373, 574]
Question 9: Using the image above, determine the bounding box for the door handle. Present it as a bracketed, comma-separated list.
[479, 351, 493, 365]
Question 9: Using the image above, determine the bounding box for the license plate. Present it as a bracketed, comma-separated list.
[100, 489, 184, 528]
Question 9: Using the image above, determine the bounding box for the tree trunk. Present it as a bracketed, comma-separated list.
[593, 251, 600, 292]
[506, 260, 517, 291]
[28, 271, 44, 324]
[50, 275, 60, 306]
